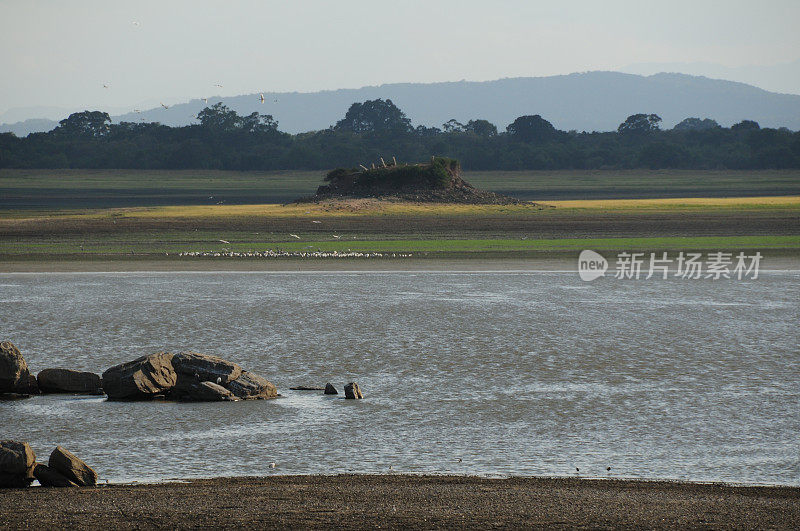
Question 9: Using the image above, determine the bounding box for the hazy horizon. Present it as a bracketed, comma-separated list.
[2, 0, 799, 119]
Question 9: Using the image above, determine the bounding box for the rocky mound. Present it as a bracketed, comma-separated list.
[101, 351, 277, 401]
[304, 157, 522, 205]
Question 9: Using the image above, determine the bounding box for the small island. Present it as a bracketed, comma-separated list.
[306, 157, 522, 205]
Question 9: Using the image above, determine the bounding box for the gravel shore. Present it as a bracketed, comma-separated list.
[2, 474, 798, 529]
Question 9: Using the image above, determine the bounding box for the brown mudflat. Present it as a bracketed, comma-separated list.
[2, 474, 798, 529]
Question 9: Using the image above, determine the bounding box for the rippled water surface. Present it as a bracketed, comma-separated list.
[1, 270, 798, 485]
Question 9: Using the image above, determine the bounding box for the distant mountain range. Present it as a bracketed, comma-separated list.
[3, 71, 800, 137]
[620, 59, 800, 96]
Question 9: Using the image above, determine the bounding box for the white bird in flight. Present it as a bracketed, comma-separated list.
[214, 83, 223, 88]
[132, 21, 140, 26]
[103, 84, 109, 89]
[259, 93, 265, 103]
[202, 97, 208, 104]
[289, 234, 300, 239]
[160, 102, 169, 109]
[219, 240, 229, 244]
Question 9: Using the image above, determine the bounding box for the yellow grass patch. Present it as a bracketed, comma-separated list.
[2, 196, 798, 225]
[541, 196, 800, 210]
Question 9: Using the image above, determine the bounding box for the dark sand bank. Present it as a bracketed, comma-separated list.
[2, 475, 798, 529]
[0, 257, 580, 273]
[2, 255, 799, 273]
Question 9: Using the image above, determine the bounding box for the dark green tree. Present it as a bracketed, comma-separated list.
[464, 119, 498, 137]
[442, 119, 465, 133]
[506, 115, 557, 142]
[334, 99, 412, 134]
[197, 103, 241, 131]
[617, 113, 662, 135]
[54, 111, 112, 137]
[731, 120, 760, 131]
[240, 112, 279, 133]
[674, 117, 720, 131]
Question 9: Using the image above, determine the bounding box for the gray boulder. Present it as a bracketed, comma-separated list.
[324, 383, 338, 395]
[37, 368, 102, 395]
[344, 382, 363, 399]
[33, 463, 77, 487]
[172, 352, 242, 385]
[0, 341, 33, 394]
[102, 352, 177, 400]
[227, 371, 277, 400]
[180, 381, 236, 402]
[0, 440, 36, 488]
[49, 446, 97, 487]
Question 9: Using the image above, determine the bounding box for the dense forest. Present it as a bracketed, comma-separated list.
[1, 99, 798, 170]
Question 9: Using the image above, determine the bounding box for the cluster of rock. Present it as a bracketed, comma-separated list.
[291, 381, 363, 399]
[1, 341, 102, 397]
[1, 340, 277, 402]
[0, 441, 97, 488]
[101, 351, 277, 401]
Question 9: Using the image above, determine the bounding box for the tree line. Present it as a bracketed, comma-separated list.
[1, 99, 798, 170]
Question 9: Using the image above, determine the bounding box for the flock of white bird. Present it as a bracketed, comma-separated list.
[177, 250, 413, 259]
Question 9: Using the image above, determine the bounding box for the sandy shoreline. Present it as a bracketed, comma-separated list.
[2, 474, 798, 529]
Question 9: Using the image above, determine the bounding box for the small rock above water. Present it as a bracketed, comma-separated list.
[101, 352, 177, 400]
[344, 382, 363, 399]
[324, 383, 338, 395]
[49, 446, 97, 487]
[37, 368, 102, 395]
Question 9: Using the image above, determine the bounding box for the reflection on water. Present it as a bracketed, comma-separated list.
[1, 270, 798, 485]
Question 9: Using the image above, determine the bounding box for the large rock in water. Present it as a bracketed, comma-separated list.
[227, 371, 277, 400]
[172, 352, 242, 384]
[101, 352, 177, 400]
[0, 440, 36, 488]
[0, 341, 33, 394]
[33, 463, 77, 487]
[324, 383, 338, 395]
[49, 446, 97, 486]
[37, 369, 102, 394]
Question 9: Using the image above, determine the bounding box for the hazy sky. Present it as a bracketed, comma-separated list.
[2, 0, 799, 116]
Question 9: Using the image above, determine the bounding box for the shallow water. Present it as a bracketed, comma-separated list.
[1, 270, 798, 485]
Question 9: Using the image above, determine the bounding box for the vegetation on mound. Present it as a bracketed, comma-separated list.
[309, 157, 521, 204]
[319, 157, 462, 194]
